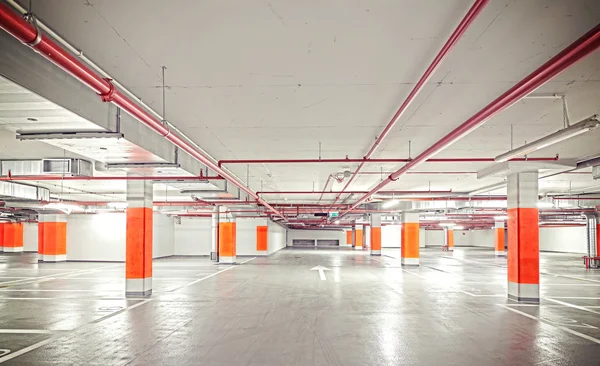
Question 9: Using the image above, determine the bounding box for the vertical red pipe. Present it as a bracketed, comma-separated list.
[329, 0, 490, 208]
[340, 23, 600, 218]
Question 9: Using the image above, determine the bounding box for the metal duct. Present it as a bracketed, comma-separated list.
[1, 159, 93, 176]
[593, 165, 600, 180]
[585, 213, 598, 257]
[0, 181, 49, 201]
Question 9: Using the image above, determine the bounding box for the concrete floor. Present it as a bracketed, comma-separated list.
[1, 247, 600, 365]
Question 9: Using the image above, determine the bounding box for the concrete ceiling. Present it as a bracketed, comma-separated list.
[2, 0, 600, 206]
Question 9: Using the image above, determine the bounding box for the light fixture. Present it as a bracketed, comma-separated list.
[494, 215, 508, 220]
[107, 202, 128, 210]
[454, 225, 465, 230]
[334, 220, 340, 224]
[537, 201, 554, 209]
[439, 222, 455, 228]
[44, 202, 83, 214]
[494, 115, 599, 162]
[382, 199, 399, 208]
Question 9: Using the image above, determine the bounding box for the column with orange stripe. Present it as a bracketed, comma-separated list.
[446, 226, 455, 252]
[39, 214, 67, 262]
[401, 212, 419, 266]
[495, 220, 506, 257]
[355, 225, 364, 251]
[0, 222, 5, 252]
[346, 229, 352, 247]
[3, 222, 24, 253]
[507, 172, 539, 303]
[351, 222, 356, 248]
[256, 222, 268, 255]
[126, 178, 153, 296]
[596, 211, 600, 257]
[370, 214, 381, 256]
[219, 212, 236, 264]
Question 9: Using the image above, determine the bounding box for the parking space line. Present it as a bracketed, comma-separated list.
[0, 329, 56, 334]
[169, 257, 256, 292]
[498, 304, 600, 345]
[545, 298, 600, 315]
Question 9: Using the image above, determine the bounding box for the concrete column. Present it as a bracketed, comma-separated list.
[363, 224, 369, 249]
[401, 212, 419, 266]
[351, 222, 356, 248]
[355, 224, 364, 250]
[0, 222, 4, 252]
[596, 211, 600, 257]
[2, 222, 24, 253]
[210, 207, 218, 260]
[370, 214, 381, 256]
[126, 178, 153, 296]
[346, 229, 352, 246]
[446, 228, 455, 251]
[495, 220, 506, 256]
[38, 215, 67, 261]
[219, 213, 236, 264]
[507, 171, 539, 303]
[256, 222, 268, 255]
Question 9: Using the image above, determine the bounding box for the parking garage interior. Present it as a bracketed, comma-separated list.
[0, 0, 600, 364]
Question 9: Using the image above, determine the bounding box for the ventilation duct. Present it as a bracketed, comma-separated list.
[1, 159, 93, 176]
[593, 165, 600, 180]
[0, 181, 49, 201]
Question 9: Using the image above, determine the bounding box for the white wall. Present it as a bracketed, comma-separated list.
[268, 221, 286, 254]
[540, 226, 587, 254]
[424, 229, 445, 246]
[469, 229, 495, 248]
[67, 213, 126, 261]
[454, 230, 470, 246]
[153, 213, 174, 258]
[23, 222, 38, 252]
[382, 225, 401, 248]
[236, 218, 268, 256]
[287, 229, 345, 246]
[66, 212, 175, 261]
[419, 228, 426, 248]
[173, 217, 212, 255]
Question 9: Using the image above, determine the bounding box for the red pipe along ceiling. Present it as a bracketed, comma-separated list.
[0, 3, 287, 221]
[338, 23, 600, 220]
[330, 0, 491, 208]
[0, 175, 223, 181]
[258, 190, 452, 195]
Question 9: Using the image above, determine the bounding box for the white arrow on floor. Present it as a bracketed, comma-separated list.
[310, 265, 331, 281]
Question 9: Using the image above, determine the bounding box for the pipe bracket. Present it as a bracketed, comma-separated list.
[22, 13, 42, 47]
[98, 78, 116, 102]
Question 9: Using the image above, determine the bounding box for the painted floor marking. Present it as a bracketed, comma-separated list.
[499, 304, 600, 345]
[169, 257, 256, 292]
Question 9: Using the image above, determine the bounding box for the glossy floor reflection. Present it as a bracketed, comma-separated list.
[1, 247, 600, 365]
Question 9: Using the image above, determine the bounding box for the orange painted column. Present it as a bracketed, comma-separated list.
[507, 172, 539, 303]
[3, 222, 24, 252]
[401, 212, 419, 266]
[370, 214, 381, 256]
[39, 215, 67, 261]
[355, 228, 364, 250]
[495, 220, 506, 256]
[346, 230, 352, 246]
[219, 220, 236, 264]
[446, 228, 455, 251]
[256, 225, 268, 255]
[0, 222, 5, 252]
[126, 179, 153, 296]
[4, 222, 22, 252]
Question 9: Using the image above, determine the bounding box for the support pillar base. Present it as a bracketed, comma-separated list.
[43, 254, 66, 262]
[3, 247, 23, 253]
[126, 277, 152, 296]
[370, 250, 381, 256]
[508, 282, 539, 303]
[401, 257, 419, 266]
[219, 256, 236, 264]
[495, 250, 506, 257]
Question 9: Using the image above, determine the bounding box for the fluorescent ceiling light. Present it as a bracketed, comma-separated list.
[44, 202, 83, 214]
[454, 225, 465, 230]
[537, 201, 554, 209]
[382, 199, 399, 208]
[334, 220, 340, 224]
[494, 215, 508, 220]
[494, 115, 599, 162]
[439, 222, 455, 228]
[107, 202, 128, 209]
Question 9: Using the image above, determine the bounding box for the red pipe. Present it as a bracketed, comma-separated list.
[339, 23, 600, 219]
[257, 190, 452, 195]
[0, 175, 223, 181]
[0, 3, 287, 221]
[218, 156, 557, 166]
[330, 0, 490, 208]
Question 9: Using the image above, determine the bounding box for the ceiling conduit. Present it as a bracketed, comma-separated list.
[0, 3, 287, 221]
[339, 23, 600, 219]
[329, 0, 490, 208]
